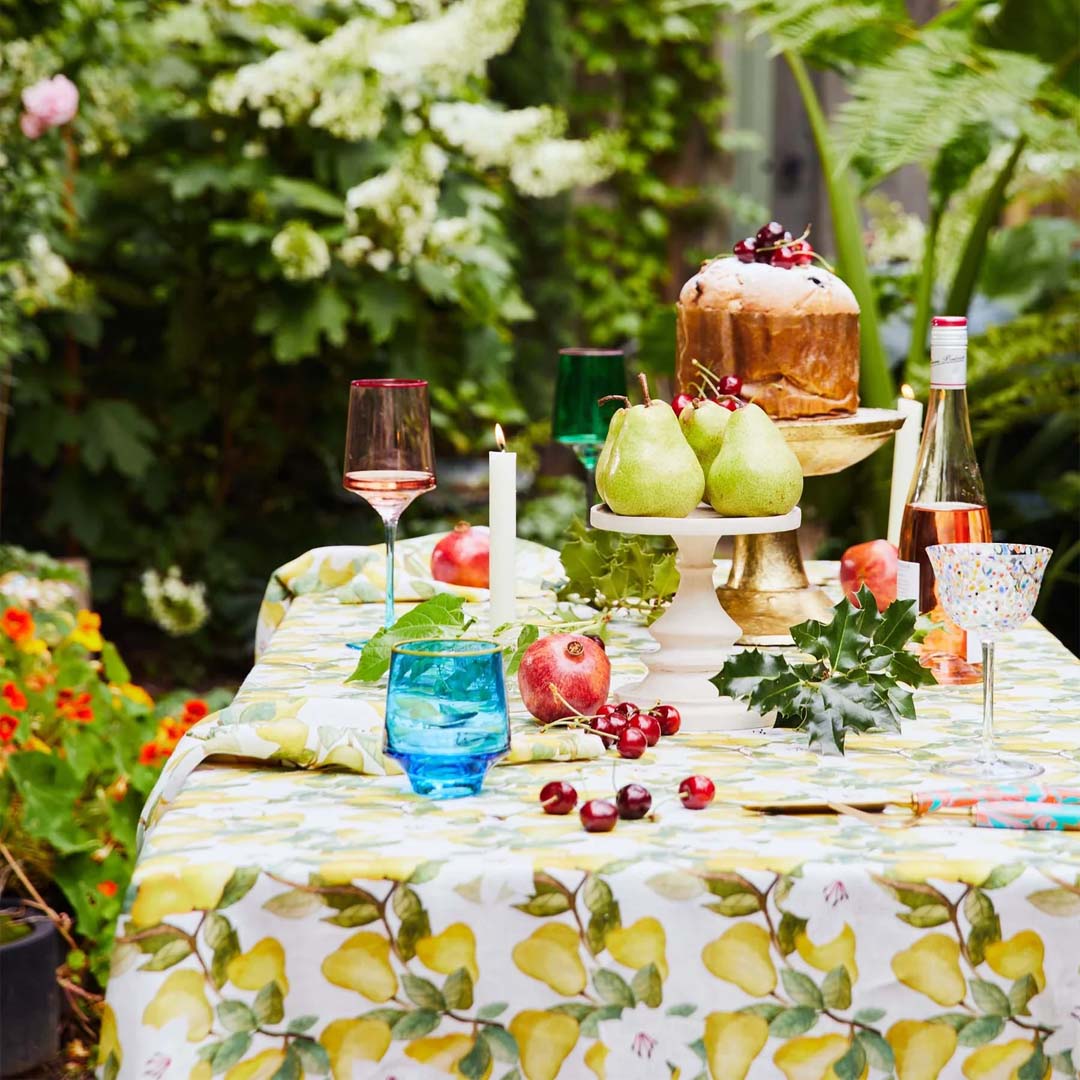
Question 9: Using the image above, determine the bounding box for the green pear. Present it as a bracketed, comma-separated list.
[706, 403, 803, 517]
[603, 375, 705, 517]
[594, 407, 625, 506]
[679, 399, 731, 474]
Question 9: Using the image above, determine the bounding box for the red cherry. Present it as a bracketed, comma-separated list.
[790, 238, 814, 266]
[595, 703, 621, 721]
[679, 775, 716, 810]
[771, 245, 796, 270]
[616, 783, 652, 820]
[613, 702, 639, 721]
[630, 712, 661, 747]
[648, 704, 681, 737]
[539, 781, 578, 815]
[580, 799, 618, 832]
[584, 633, 607, 652]
[717, 374, 743, 397]
[617, 726, 647, 759]
[593, 714, 625, 744]
[672, 392, 696, 417]
[718, 397, 739, 412]
[756, 221, 785, 245]
[733, 237, 756, 263]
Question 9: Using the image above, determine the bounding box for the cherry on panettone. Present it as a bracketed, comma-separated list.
[756, 221, 785, 245]
[733, 237, 756, 264]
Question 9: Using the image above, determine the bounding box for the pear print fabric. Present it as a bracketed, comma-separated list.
[102, 548, 1080, 1079]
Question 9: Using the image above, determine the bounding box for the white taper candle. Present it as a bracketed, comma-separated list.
[887, 386, 924, 547]
[488, 424, 517, 629]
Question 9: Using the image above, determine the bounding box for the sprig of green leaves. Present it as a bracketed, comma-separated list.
[557, 518, 678, 622]
[345, 596, 543, 684]
[712, 586, 936, 755]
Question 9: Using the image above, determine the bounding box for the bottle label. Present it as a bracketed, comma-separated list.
[930, 344, 966, 388]
[897, 560, 920, 603]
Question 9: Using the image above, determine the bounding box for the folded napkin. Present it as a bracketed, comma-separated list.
[255, 534, 565, 657]
[139, 701, 604, 843]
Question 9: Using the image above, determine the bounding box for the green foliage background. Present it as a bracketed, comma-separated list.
[2, 0, 1077, 680]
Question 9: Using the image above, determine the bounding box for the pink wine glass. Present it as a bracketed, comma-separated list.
[344, 379, 436, 628]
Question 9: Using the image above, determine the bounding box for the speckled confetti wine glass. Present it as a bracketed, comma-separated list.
[927, 543, 1052, 780]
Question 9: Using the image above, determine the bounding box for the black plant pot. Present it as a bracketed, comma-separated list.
[0, 905, 59, 1077]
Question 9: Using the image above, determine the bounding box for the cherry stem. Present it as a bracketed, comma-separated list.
[597, 394, 629, 408]
[691, 359, 722, 395]
[637, 371, 651, 407]
[754, 223, 812, 255]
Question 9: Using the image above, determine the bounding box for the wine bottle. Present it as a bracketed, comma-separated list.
[898, 316, 991, 686]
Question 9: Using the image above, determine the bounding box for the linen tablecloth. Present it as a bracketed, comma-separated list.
[101, 549, 1080, 1080]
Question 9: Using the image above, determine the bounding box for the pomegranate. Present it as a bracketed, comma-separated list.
[431, 522, 490, 588]
[517, 634, 611, 724]
[839, 539, 898, 610]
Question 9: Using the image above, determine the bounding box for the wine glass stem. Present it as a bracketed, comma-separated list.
[384, 517, 398, 628]
[980, 639, 996, 762]
[584, 465, 597, 523]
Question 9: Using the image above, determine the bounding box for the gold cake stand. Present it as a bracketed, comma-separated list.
[717, 407, 905, 645]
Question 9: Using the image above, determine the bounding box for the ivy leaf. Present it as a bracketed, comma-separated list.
[346, 596, 469, 683]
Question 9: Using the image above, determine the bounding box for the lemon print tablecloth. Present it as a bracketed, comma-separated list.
[102, 543, 1080, 1080]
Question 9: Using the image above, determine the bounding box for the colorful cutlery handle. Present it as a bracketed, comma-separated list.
[913, 785, 1080, 815]
[972, 801, 1080, 831]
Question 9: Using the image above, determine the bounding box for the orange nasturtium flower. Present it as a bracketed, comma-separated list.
[0, 714, 18, 743]
[2, 683, 27, 711]
[183, 699, 209, 722]
[1, 608, 33, 643]
[138, 741, 168, 766]
[70, 610, 104, 652]
[57, 689, 94, 724]
[96, 881, 118, 898]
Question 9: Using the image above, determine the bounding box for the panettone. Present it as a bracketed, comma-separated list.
[676, 257, 860, 419]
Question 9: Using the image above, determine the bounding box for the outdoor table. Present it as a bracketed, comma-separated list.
[101, 545, 1080, 1080]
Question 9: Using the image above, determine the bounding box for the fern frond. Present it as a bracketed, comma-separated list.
[970, 361, 1080, 442]
[726, 0, 909, 65]
[967, 303, 1080, 443]
[834, 29, 1050, 182]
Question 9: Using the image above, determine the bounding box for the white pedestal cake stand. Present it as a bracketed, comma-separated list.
[590, 503, 801, 732]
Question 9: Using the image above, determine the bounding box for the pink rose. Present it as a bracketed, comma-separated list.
[19, 112, 46, 139]
[21, 74, 79, 132]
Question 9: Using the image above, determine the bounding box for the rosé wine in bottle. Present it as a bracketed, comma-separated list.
[898, 317, 989, 685]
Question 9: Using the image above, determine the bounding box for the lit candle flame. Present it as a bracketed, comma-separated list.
[494, 423, 506, 451]
[900, 383, 915, 400]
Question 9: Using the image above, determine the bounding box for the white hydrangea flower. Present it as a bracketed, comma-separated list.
[429, 101, 562, 168]
[271, 221, 332, 281]
[142, 567, 209, 637]
[372, 0, 523, 94]
[509, 134, 615, 198]
[337, 234, 375, 267]
[346, 142, 447, 261]
[367, 248, 394, 272]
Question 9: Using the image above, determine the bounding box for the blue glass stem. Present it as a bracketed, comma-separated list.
[384, 516, 397, 628]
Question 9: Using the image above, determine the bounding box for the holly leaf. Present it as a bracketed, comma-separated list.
[711, 649, 798, 703]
